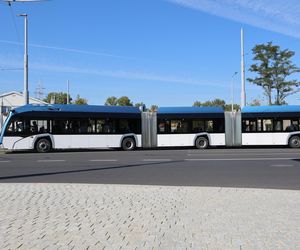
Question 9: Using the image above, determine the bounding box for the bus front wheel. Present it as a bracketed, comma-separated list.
[195, 137, 209, 149]
[289, 136, 300, 148]
[35, 138, 52, 153]
[121, 137, 136, 151]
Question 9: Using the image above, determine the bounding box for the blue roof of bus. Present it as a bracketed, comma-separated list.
[12, 104, 141, 114]
[157, 106, 224, 114]
[242, 105, 300, 113]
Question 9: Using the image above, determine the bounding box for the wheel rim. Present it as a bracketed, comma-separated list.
[199, 140, 206, 147]
[292, 138, 300, 147]
[126, 141, 133, 149]
[38, 141, 49, 152]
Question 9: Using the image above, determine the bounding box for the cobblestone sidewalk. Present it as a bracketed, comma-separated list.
[0, 184, 299, 249]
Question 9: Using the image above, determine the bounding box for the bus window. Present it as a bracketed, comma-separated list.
[171, 120, 180, 133]
[213, 119, 224, 133]
[6, 119, 25, 135]
[170, 119, 189, 133]
[274, 119, 282, 131]
[283, 120, 291, 131]
[257, 119, 262, 131]
[192, 120, 204, 133]
[292, 120, 299, 131]
[205, 120, 213, 133]
[30, 120, 48, 134]
[119, 119, 131, 133]
[263, 119, 273, 131]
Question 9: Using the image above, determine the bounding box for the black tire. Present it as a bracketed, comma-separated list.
[195, 137, 209, 149]
[288, 136, 300, 148]
[121, 137, 136, 151]
[35, 138, 52, 153]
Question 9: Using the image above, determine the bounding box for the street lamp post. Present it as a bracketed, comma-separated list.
[18, 14, 29, 105]
[231, 72, 238, 146]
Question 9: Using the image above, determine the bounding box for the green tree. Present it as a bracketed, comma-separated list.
[193, 99, 240, 111]
[105, 96, 118, 106]
[117, 96, 133, 106]
[193, 101, 202, 107]
[44, 92, 71, 104]
[248, 42, 300, 105]
[73, 94, 88, 105]
[149, 105, 158, 112]
[193, 99, 226, 109]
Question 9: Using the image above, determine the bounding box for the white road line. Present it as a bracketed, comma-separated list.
[185, 157, 296, 161]
[89, 159, 117, 162]
[142, 159, 172, 162]
[271, 164, 294, 167]
[188, 153, 299, 156]
[37, 160, 66, 162]
[0, 160, 11, 163]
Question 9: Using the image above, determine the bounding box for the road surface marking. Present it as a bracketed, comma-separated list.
[271, 164, 294, 167]
[185, 157, 296, 161]
[0, 161, 11, 163]
[188, 152, 299, 156]
[143, 159, 172, 162]
[37, 160, 66, 162]
[89, 159, 117, 162]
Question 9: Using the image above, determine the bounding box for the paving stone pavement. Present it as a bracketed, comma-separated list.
[0, 183, 299, 250]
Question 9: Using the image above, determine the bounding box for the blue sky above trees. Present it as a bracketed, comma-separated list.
[1, 0, 300, 106]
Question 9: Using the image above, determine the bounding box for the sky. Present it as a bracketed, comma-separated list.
[1, 0, 300, 107]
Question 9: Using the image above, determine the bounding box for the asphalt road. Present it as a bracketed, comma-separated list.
[0, 148, 300, 190]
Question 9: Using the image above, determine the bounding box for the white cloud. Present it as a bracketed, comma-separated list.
[167, 0, 300, 38]
[0, 40, 137, 60]
[0, 56, 225, 88]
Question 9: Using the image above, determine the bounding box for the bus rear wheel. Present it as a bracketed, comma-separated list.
[289, 136, 300, 148]
[195, 137, 209, 149]
[35, 138, 52, 153]
[121, 137, 135, 151]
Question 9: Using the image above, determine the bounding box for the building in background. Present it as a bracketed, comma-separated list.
[0, 91, 48, 130]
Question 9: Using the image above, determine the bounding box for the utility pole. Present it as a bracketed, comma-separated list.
[241, 28, 246, 108]
[18, 14, 29, 105]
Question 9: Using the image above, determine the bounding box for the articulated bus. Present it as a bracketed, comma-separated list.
[0, 104, 300, 152]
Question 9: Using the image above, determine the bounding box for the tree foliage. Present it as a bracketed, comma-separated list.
[105, 96, 118, 106]
[73, 94, 88, 105]
[149, 105, 158, 112]
[193, 98, 240, 111]
[248, 42, 300, 105]
[44, 92, 71, 104]
[104, 96, 133, 106]
[117, 96, 133, 106]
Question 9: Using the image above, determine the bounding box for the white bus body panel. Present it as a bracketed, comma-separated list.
[242, 133, 289, 145]
[157, 133, 225, 147]
[53, 134, 142, 149]
[2, 137, 33, 150]
[2, 134, 142, 150]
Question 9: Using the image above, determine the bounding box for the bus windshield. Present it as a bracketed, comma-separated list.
[0, 111, 13, 145]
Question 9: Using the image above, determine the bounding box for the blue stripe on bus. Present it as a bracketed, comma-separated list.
[157, 106, 224, 114]
[242, 105, 300, 113]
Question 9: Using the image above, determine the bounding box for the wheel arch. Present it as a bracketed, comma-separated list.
[286, 132, 300, 145]
[193, 133, 211, 147]
[119, 133, 138, 148]
[32, 134, 55, 150]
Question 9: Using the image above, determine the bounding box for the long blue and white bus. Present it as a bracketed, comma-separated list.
[1, 104, 300, 152]
[0, 104, 142, 152]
